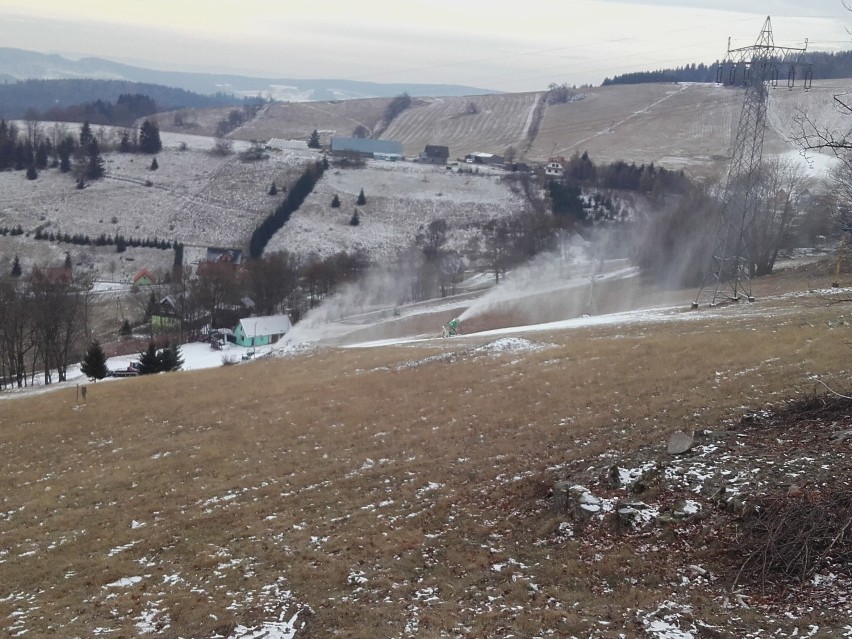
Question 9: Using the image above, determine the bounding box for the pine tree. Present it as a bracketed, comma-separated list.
[268, 181, 278, 195]
[10, 254, 22, 277]
[137, 342, 160, 375]
[349, 210, 360, 226]
[356, 188, 366, 205]
[80, 340, 109, 380]
[25, 165, 37, 180]
[79, 121, 93, 149]
[150, 157, 159, 171]
[119, 319, 132, 337]
[331, 194, 340, 208]
[158, 341, 184, 372]
[308, 129, 321, 149]
[86, 139, 104, 180]
[139, 120, 162, 154]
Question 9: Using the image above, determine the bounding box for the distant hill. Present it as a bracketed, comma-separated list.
[0, 79, 242, 120]
[0, 48, 499, 103]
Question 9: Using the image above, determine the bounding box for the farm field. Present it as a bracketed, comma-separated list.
[266, 160, 524, 260]
[153, 80, 852, 179]
[1, 259, 851, 638]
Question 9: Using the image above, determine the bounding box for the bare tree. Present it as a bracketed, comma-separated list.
[747, 158, 811, 276]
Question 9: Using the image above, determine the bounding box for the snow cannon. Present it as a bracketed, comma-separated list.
[442, 318, 461, 338]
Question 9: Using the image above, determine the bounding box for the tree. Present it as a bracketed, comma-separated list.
[352, 125, 370, 138]
[157, 341, 184, 372]
[349, 210, 360, 226]
[747, 158, 810, 276]
[137, 342, 160, 375]
[119, 318, 132, 337]
[308, 129, 321, 149]
[268, 181, 278, 195]
[150, 157, 159, 171]
[356, 188, 366, 205]
[138, 119, 162, 154]
[85, 139, 104, 180]
[25, 165, 37, 180]
[79, 121, 93, 150]
[80, 339, 108, 380]
[243, 251, 299, 315]
[10, 255, 21, 277]
[331, 194, 340, 208]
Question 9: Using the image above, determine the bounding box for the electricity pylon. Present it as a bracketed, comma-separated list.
[692, 16, 810, 308]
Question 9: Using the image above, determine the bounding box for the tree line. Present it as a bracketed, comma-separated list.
[0, 79, 240, 120]
[0, 273, 90, 390]
[249, 157, 328, 258]
[602, 50, 852, 87]
[142, 249, 370, 343]
[0, 117, 162, 184]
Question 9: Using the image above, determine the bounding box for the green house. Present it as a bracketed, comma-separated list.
[233, 314, 292, 347]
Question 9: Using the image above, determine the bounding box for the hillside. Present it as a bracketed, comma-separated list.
[193, 80, 852, 180]
[1, 264, 851, 638]
[0, 130, 527, 281]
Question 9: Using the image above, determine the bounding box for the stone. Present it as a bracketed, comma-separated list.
[667, 430, 695, 455]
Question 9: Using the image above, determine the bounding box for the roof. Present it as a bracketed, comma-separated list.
[267, 138, 309, 150]
[132, 268, 156, 284]
[237, 314, 292, 337]
[206, 247, 243, 264]
[330, 137, 403, 156]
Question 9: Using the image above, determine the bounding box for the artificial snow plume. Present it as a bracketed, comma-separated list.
[459, 232, 637, 324]
[283, 257, 423, 345]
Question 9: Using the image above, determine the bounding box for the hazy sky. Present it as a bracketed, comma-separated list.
[2, 0, 851, 90]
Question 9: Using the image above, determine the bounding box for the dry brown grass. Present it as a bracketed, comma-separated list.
[1, 273, 850, 637]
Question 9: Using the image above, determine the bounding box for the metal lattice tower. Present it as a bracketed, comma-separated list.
[692, 17, 810, 308]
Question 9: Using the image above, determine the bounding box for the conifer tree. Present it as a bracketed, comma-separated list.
[139, 120, 162, 154]
[268, 181, 277, 195]
[25, 165, 37, 180]
[137, 342, 160, 375]
[86, 139, 105, 180]
[331, 194, 340, 208]
[158, 341, 184, 372]
[10, 254, 22, 277]
[150, 157, 159, 171]
[79, 121, 93, 149]
[349, 210, 360, 226]
[308, 129, 321, 149]
[356, 188, 366, 205]
[81, 340, 109, 380]
[120, 319, 132, 337]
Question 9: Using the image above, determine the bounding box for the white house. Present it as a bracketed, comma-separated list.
[233, 314, 292, 347]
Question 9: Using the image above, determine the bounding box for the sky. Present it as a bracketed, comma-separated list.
[2, 0, 851, 91]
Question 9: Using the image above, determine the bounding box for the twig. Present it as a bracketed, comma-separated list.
[815, 379, 852, 400]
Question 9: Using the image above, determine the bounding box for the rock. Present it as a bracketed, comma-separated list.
[616, 501, 652, 530]
[551, 482, 602, 522]
[672, 499, 702, 519]
[667, 430, 695, 455]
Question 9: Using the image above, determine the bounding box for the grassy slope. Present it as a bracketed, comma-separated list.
[176, 79, 852, 177]
[1, 266, 850, 638]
